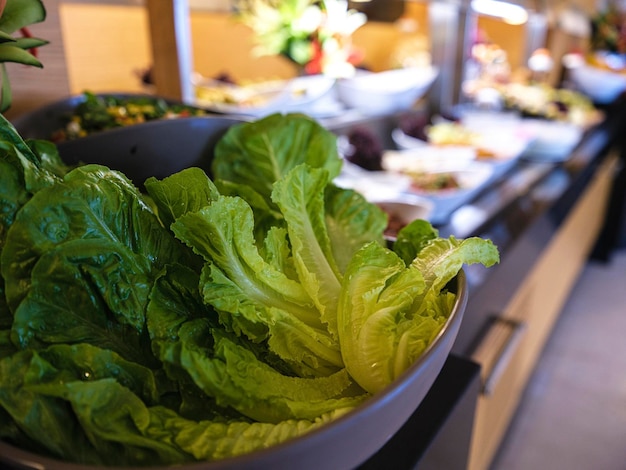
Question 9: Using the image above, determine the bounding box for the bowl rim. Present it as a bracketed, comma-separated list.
[11, 92, 213, 142]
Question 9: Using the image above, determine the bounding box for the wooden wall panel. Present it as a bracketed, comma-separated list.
[58, 3, 151, 95]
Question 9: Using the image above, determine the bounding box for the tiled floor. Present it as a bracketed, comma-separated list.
[490, 248, 626, 470]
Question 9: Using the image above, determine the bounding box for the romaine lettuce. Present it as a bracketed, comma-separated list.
[211, 112, 343, 211]
[0, 112, 499, 465]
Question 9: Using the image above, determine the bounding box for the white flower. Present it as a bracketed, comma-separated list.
[291, 5, 323, 34]
[322, 0, 367, 36]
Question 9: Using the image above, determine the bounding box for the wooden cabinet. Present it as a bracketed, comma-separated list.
[467, 152, 619, 470]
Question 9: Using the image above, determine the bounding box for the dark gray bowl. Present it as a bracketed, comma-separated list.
[0, 271, 467, 470]
[2, 110, 467, 469]
[52, 116, 241, 185]
[18, 113, 241, 187]
[10, 93, 240, 186]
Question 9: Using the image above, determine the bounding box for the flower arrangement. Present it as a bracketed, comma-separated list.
[234, 0, 367, 78]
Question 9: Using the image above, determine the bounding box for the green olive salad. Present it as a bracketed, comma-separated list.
[0, 112, 499, 466]
[51, 91, 208, 142]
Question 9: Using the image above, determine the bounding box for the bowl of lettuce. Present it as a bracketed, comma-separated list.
[0, 112, 499, 469]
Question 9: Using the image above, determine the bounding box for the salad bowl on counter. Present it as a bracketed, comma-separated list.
[12, 91, 211, 142]
[0, 112, 498, 470]
[10, 92, 241, 186]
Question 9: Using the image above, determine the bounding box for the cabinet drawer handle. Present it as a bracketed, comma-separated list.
[470, 317, 526, 396]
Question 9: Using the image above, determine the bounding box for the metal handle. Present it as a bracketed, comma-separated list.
[470, 317, 526, 396]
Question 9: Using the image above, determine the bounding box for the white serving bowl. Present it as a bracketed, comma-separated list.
[336, 66, 438, 115]
[564, 54, 626, 104]
[391, 127, 429, 150]
[376, 196, 435, 238]
[383, 146, 477, 174]
[519, 119, 583, 162]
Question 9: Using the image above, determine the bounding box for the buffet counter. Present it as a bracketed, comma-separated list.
[324, 97, 626, 470]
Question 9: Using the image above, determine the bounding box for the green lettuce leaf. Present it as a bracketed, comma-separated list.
[173, 196, 314, 314]
[0, 350, 105, 464]
[10, 240, 156, 366]
[337, 241, 428, 394]
[148, 405, 350, 461]
[158, 319, 365, 423]
[212, 113, 343, 211]
[260, 225, 299, 282]
[0, 122, 68, 323]
[323, 184, 387, 273]
[392, 218, 439, 266]
[146, 263, 246, 422]
[144, 167, 220, 230]
[1, 164, 190, 313]
[338, 235, 500, 394]
[409, 235, 500, 314]
[272, 164, 343, 337]
[46, 379, 193, 465]
[172, 196, 343, 373]
[215, 178, 285, 242]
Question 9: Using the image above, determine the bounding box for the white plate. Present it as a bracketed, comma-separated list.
[334, 159, 413, 202]
[459, 111, 534, 161]
[194, 79, 291, 117]
[402, 162, 495, 199]
[194, 84, 289, 118]
[284, 75, 337, 107]
[383, 145, 477, 173]
[519, 119, 583, 162]
[194, 75, 343, 118]
[392, 114, 533, 162]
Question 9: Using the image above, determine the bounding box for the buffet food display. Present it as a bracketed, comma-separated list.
[3, 3, 622, 466]
[192, 62, 438, 118]
[564, 51, 626, 104]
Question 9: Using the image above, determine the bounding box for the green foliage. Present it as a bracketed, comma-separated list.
[0, 0, 48, 112]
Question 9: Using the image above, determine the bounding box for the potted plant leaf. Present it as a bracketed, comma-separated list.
[0, 0, 47, 111]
